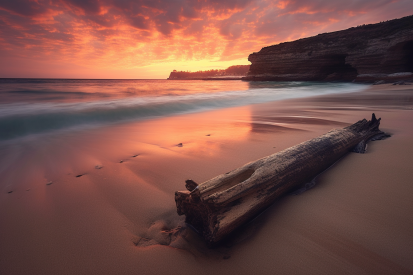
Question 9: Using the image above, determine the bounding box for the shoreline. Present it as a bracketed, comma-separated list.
[1, 84, 413, 274]
[167, 76, 413, 84]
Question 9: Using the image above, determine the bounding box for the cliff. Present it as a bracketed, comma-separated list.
[244, 15, 413, 82]
[168, 65, 250, 80]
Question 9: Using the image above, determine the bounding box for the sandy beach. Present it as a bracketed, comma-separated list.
[1, 83, 413, 274]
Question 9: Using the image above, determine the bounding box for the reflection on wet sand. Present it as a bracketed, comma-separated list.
[0, 106, 253, 193]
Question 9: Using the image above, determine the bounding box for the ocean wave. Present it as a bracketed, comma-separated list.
[0, 82, 367, 140]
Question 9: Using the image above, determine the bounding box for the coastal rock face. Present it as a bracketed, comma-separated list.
[245, 15, 413, 82]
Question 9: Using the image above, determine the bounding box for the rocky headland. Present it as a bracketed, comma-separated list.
[244, 15, 413, 83]
[168, 65, 250, 80]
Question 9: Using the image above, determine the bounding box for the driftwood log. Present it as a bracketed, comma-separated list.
[175, 114, 389, 246]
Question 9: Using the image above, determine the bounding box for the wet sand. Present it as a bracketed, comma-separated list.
[1, 83, 413, 274]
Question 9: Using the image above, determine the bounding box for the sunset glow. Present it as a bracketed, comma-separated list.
[0, 0, 412, 79]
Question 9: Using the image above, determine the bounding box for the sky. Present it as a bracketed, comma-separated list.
[0, 0, 412, 79]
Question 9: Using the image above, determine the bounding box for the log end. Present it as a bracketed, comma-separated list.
[185, 179, 198, 191]
[368, 113, 381, 131]
[175, 190, 190, 215]
[348, 113, 390, 153]
[346, 113, 390, 139]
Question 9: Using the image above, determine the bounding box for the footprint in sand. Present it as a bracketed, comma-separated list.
[132, 220, 234, 259]
[133, 220, 185, 248]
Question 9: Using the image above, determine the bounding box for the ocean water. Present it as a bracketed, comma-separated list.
[0, 79, 368, 141]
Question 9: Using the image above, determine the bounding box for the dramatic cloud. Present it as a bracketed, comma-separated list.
[0, 0, 412, 78]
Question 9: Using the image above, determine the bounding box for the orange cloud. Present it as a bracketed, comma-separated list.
[277, 1, 289, 9]
[0, 0, 412, 78]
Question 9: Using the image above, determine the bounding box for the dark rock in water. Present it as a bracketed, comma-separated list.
[119, 160, 124, 163]
[95, 165, 103, 169]
[76, 174, 83, 178]
[176, 143, 183, 147]
[46, 181, 53, 185]
[244, 15, 413, 83]
[7, 191, 13, 194]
